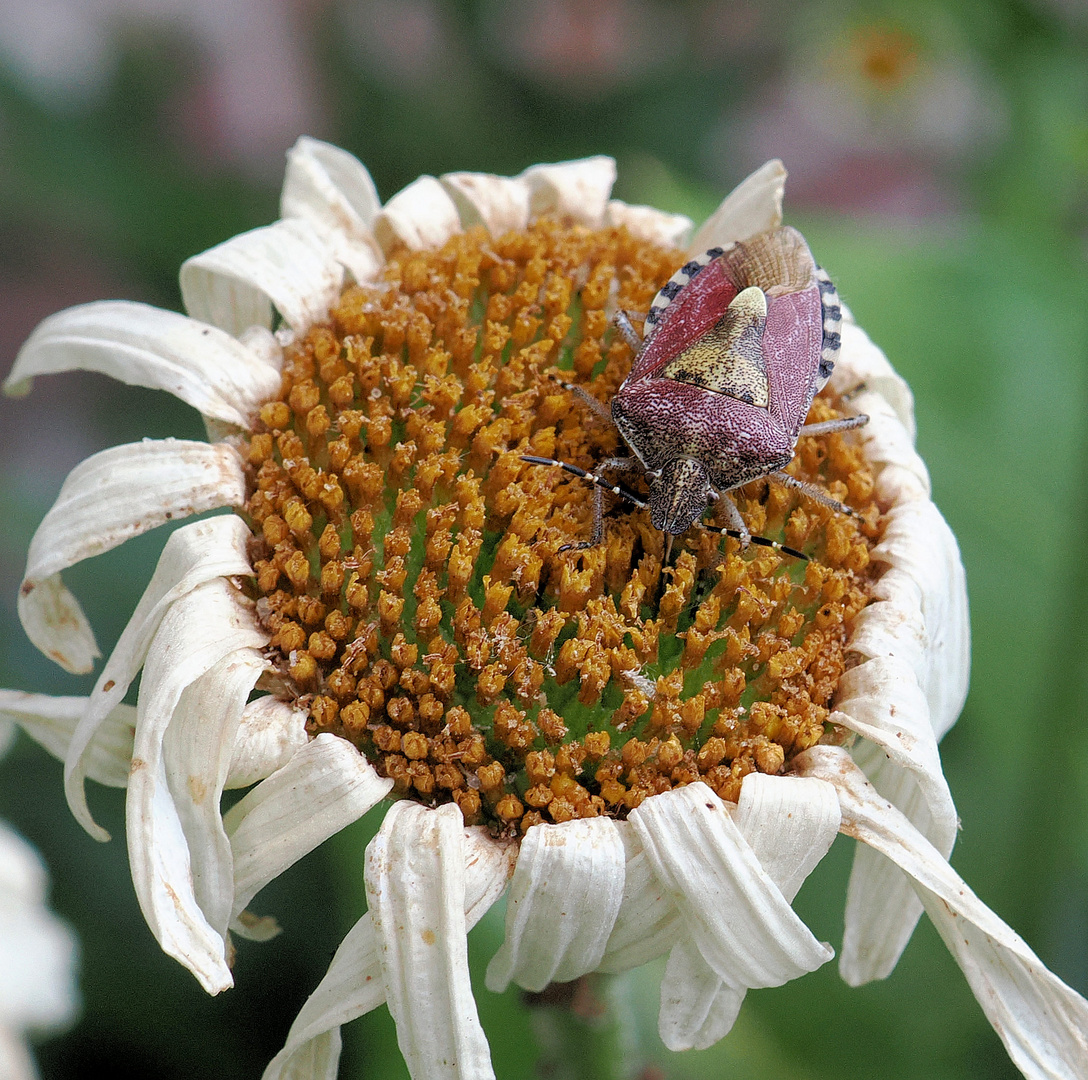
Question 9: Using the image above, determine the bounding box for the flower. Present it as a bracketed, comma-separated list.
[0, 718, 78, 1080]
[4, 138, 1087, 1080]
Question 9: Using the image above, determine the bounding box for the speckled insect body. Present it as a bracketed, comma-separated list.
[525, 225, 866, 554]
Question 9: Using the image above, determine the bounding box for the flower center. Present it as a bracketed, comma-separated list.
[241, 218, 881, 833]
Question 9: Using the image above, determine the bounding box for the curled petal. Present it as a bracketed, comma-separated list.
[630, 782, 832, 991]
[659, 938, 745, 1053]
[797, 747, 1088, 1080]
[657, 774, 840, 1051]
[486, 816, 625, 993]
[687, 159, 786, 255]
[373, 176, 462, 255]
[224, 733, 393, 928]
[868, 500, 971, 742]
[163, 650, 267, 943]
[440, 172, 531, 235]
[831, 321, 919, 446]
[0, 691, 133, 789]
[65, 515, 254, 840]
[604, 200, 693, 249]
[225, 696, 309, 790]
[365, 802, 495, 1080]
[281, 136, 381, 234]
[830, 653, 958, 983]
[127, 577, 267, 994]
[5, 301, 281, 427]
[520, 157, 616, 226]
[19, 441, 245, 675]
[597, 822, 682, 974]
[263, 827, 513, 1080]
[180, 218, 344, 336]
[280, 137, 384, 285]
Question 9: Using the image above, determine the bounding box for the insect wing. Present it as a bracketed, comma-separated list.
[627, 258, 741, 382]
[763, 284, 824, 435]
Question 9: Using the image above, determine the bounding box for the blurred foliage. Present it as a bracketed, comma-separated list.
[1, 1, 1087, 1078]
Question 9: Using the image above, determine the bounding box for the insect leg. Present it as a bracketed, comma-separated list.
[769, 471, 858, 517]
[797, 414, 869, 438]
[612, 309, 643, 352]
[709, 491, 752, 548]
[520, 455, 650, 552]
[548, 376, 615, 426]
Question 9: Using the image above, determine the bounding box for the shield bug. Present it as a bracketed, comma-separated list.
[523, 225, 868, 557]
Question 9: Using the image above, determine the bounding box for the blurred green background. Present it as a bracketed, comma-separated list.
[0, 0, 1086, 1077]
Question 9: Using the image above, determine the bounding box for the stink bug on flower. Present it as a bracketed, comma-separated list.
[523, 225, 868, 558]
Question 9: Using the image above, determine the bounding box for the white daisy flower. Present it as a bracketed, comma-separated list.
[0, 719, 78, 1080]
[4, 139, 1086, 1080]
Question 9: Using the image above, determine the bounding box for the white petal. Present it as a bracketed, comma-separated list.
[659, 937, 744, 1052]
[604, 200, 693, 248]
[629, 782, 832, 990]
[687, 159, 786, 255]
[0, 1028, 36, 1080]
[657, 774, 840, 1051]
[830, 654, 959, 982]
[0, 824, 78, 1034]
[0, 691, 133, 789]
[224, 696, 309, 790]
[831, 321, 919, 445]
[224, 733, 393, 927]
[365, 802, 494, 1080]
[372, 176, 463, 255]
[868, 501, 971, 741]
[733, 773, 842, 903]
[263, 827, 514, 1080]
[440, 172, 532, 236]
[797, 747, 1088, 1080]
[485, 816, 625, 993]
[520, 156, 617, 227]
[180, 218, 345, 336]
[162, 650, 267, 941]
[5, 300, 281, 427]
[64, 515, 254, 840]
[281, 136, 381, 235]
[597, 822, 682, 973]
[19, 440, 245, 674]
[281, 137, 384, 285]
[126, 577, 267, 994]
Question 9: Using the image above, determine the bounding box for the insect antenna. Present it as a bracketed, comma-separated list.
[520, 456, 807, 561]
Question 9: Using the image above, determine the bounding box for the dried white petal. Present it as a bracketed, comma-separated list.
[180, 218, 345, 337]
[163, 649, 267, 942]
[263, 827, 513, 1080]
[597, 822, 682, 973]
[280, 137, 384, 285]
[225, 696, 309, 790]
[630, 783, 832, 991]
[604, 200, 693, 248]
[688, 159, 786, 255]
[831, 321, 919, 445]
[126, 577, 267, 994]
[225, 734, 393, 928]
[520, 156, 617, 227]
[4, 301, 281, 427]
[373, 176, 462, 254]
[0, 691, 133, 788]
[19, 440, 245, 675]
[65, 515, 254, 840]
[797, 747, 1088, 1080]
[365, 802, 494, 1080]
[657, 775, 840, 1051]
[485, 816, 625, 993]
[440, 172, 532, 235]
